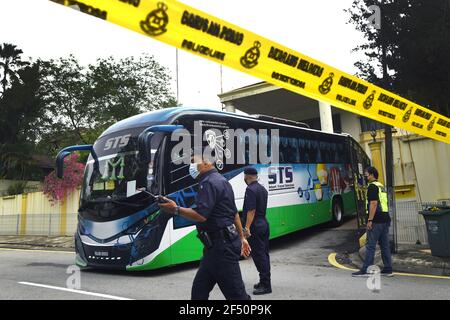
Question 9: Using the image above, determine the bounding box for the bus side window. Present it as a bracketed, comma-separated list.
[280, 136, 289, 164]
[298, 138, 305, 163]
[289, 137, 299, 163]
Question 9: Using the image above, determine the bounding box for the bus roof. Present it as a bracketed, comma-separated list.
[100, 107, 351, 140]
[100, 107, 224, 137]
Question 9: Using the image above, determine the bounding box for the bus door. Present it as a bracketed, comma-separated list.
[349, 139, 368, 230]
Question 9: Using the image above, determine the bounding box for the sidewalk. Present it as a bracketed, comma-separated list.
[0, 235, 74, 251]
[339, 244, 450, 277]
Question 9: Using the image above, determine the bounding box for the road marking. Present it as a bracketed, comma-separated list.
[328, 253, 358, 271]
[18, 282, 133, 300]
[0, 248, 73, 254]
[328, 253, 450, 280]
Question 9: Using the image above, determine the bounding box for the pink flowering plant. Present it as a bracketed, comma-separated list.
[43, 153, 85, 204]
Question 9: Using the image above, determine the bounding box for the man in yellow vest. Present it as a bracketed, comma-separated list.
[352, 166, 393, 277]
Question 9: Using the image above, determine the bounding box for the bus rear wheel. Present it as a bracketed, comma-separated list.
[331, 198, 344, 227]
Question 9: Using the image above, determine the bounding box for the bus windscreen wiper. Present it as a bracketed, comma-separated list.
[136, 187, 168, 203]
[81, 196, 144, 208]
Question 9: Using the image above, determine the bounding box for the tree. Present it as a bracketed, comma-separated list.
[43, 153, 84, 204]
[0, 61, 48, 180]
[347, 0, 450, 117]
[0, 43, 29, 96]
[38, 54, 176, 152]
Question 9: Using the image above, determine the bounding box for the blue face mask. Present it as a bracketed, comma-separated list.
[189, 163, 200, 179]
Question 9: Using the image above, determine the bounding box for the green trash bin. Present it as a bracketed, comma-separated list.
[419, 207, 450, 257]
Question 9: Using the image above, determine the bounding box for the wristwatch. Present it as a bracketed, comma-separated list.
[174, 206, 180, 216]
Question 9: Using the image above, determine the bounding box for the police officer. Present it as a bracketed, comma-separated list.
[159, 154, 251, 300]
[352, 166, 393, 277]
[242, 167, 272, 295]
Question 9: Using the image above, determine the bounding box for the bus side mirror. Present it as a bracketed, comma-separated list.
[55, 145, 95, 179]
[56, 151, 71, 178]
[137, 125, 185, 163]
[138, 131, 154, 164]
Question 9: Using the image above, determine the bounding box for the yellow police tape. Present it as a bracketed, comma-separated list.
[49, 0, 450, 144]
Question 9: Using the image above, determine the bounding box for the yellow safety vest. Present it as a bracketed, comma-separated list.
[366, 181, 389, 214]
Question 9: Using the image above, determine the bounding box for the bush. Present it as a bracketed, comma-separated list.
[6, 181, 28, 196]
[43, 153, 84, 204]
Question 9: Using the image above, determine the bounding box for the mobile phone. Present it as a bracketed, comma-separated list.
[136, 188, 168, 203]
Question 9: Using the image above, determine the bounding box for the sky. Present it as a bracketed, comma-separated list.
[0, 0, 366, 109]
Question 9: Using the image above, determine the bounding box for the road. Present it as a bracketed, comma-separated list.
[1, 219, 449, 300]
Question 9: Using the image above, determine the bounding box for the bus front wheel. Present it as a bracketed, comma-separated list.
[331, 198, 344, 227]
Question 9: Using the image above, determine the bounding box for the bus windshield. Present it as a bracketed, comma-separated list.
[79, 129, 164, 221]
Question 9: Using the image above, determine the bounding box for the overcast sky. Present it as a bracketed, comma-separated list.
[0, 0, 366, 109]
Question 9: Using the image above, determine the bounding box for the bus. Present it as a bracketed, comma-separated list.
[56, 107, 370, 271]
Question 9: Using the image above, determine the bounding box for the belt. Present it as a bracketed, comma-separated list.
[205, 225, 237, 241]
[208, 231, 226, 242]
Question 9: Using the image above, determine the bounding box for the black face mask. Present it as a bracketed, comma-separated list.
[363, 176, 369, 185]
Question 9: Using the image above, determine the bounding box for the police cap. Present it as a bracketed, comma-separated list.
[244, 167, 258, 176]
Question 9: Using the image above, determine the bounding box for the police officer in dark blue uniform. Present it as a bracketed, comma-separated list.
[242, 167, 271, 295]
[159, 154, 251, 300]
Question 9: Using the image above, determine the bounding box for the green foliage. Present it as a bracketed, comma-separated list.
[347, 0, 450, 117]
[0, 48, 46, 180]
[6, 181, 27, 196]
[0, 43, 29, 95]
[0, 43, 175, 181]
[37, 54, 176, 154]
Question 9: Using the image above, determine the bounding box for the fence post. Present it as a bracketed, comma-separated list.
[60, 195, 67, 236]
[20, 194, 28, 235]
[48, 214, 52, 236]
[16, 214, 20, 235]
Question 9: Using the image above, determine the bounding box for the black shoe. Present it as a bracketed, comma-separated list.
[253, 286, 272, 295]
[253, 282, 262, 289]
[351, 270, 370, 277]
[381, 269, 394, 277]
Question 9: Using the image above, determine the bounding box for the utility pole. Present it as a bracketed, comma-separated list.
[379, 3, 397, 253]
[176, 48, 179, 105]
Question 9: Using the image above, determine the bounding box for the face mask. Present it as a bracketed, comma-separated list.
[189, 163, 200, 179]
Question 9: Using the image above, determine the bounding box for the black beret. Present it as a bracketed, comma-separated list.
[244, 167, 258, 175]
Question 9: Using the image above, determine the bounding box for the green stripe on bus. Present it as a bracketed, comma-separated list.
[127, 191, 356, 270]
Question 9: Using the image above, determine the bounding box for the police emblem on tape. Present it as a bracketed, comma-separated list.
[240, 41, 261, 69]
[428, 117, 436, 131]
[402, 107, 413, 123]
[363, 91, 376, 110]
[318, 73, 334, 95]
[140, 2, 169, 36]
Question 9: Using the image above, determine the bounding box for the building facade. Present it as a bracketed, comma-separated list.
[218, 82, 450, 203]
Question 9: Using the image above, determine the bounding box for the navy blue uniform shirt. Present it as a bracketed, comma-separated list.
[195, 169, 237, 232]
[243, 181, 268, 219]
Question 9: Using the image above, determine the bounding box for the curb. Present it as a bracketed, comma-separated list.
[329, 253, 450, 280]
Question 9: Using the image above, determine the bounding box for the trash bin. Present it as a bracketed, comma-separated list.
[419, 207, 450, 257]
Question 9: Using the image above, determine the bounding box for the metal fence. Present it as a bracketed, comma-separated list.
[0, 213, 78, 236]
[395, 201, 448, 245]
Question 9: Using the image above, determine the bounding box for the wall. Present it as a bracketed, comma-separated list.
[0, 189, 80, 236]
[360, 130, 450, 202]
[0, 180, 43, 196]
[340, 112, 361, 141]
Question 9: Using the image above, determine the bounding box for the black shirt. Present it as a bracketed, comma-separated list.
[243, 181, 268, 219]
[367, 182, 391, 223]
[195, 169, 237, 232]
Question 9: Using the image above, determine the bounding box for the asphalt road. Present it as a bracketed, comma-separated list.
[1, 219, 449, 300]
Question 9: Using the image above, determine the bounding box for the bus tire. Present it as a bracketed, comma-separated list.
[331, 198, 344, 227]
